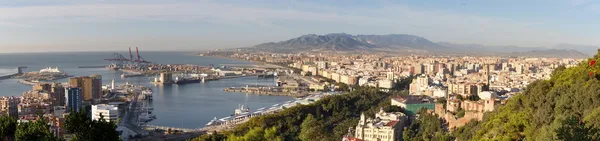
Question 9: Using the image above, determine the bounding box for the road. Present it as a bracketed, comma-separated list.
[120, 90, 147, 135]
[287, 73, 319, 85]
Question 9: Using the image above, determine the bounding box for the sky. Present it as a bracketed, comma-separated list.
[0, 0, 599, 53]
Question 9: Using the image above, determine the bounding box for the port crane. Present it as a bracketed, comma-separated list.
[104, 47, 152, 67]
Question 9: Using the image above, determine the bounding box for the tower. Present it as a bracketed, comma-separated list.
[51, 83, 65, 107]
[65, 87, 83, 112]
[485, 64, 491, 86]
[69, 75, 101, 102]
[111, 79, 115, 90]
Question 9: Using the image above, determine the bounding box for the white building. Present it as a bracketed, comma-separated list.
[378, 79, 394, 89]
[354, 109, 407, 141]
[478, 91, 498, 100]
[92, 104, 119, 122]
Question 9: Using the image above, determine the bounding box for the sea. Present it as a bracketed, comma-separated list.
[0, 52, 294, 128]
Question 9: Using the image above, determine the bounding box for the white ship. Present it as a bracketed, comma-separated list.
[234, 104, 250, 115]
[39, 67, 62, 73]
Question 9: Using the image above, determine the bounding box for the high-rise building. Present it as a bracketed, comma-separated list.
[515, 64, 524, 74]
[69, 75, 102, 101]
[51, 83, 65, 107]
[448, 63, 456, 75]
[413, 64, 424, 75]
[91, 104, 119, 122]
[426, 64, 435, 75]
[485, 64, 491, 86]
[90, 74, 102, 100]
[386, 72, 395, 80]
[33, 83, 51, 92]
[317, 61, 328, 69]
[65, 87, 83, 112]
[0, 96, 20, 118]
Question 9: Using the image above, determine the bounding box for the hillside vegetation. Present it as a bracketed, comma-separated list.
[452, 51, 600, 141]
[196, 51, 600, 141]
[194, 87, 405, 141]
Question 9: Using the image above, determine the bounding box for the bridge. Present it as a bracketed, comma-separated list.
[0, 67, 26, 80]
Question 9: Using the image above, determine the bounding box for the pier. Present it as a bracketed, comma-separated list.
[224, 86, 308, 97]
[141, 125, 203, 133]
[0, 67, 25, 80]
[77, 65, 106, 68]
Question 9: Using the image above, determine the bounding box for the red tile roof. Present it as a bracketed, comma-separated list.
[343, 136, 362, 141]
[386, 120, 399, 127]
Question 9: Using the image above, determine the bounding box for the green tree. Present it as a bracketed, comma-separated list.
[456, 108, 465, 118]
[299, 114, 323, 141]
[65, 111, 121, 141]
[192, 131, 227, 141]
[195, 86, 395, 140]
[556, 116, 598, 141]
[15, 118, 60, 141]
[402, 110, 453, 141]
[242, 127, 265, 141]
[0, 115, 17, 140]
[264, 127, 283, 141]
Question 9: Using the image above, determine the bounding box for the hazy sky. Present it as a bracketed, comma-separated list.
[0, 0, 599, 53]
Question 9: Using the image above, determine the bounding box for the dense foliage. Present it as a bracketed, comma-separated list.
[65, 110, 121, 141]
[0, 115, 17, 140]
[195, 87, 392, 141]
[0, 109, 120, 141]
[15, 118, 60, 141]
[402, 110, 454, 141]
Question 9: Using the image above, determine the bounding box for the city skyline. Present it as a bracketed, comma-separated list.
[1, 0, 599, 53]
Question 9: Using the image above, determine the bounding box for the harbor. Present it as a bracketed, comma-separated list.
[0, 51, 295, 132]
[223, 85, 309, 97]
[203, 92, 336, 129]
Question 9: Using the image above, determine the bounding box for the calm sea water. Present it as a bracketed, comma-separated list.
[0, 52, 294, 128]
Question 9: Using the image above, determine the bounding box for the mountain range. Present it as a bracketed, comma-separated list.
[252, 33, 595, 58]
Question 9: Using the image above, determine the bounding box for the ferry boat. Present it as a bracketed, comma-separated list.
[39, 67, 62, 73]
[234, 104, 250, 116]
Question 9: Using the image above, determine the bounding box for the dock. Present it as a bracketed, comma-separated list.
[223, 86, 308, 97]
[77, 65, 106, 68]
[0, 67, 25, 80]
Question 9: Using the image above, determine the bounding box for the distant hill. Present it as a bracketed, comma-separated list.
[251, 33, 590, 58]
[253, 33, 441, 51]
[437, 42, 548, 53]
[553, 43, 599, 56]
[507, 49, 588, 58]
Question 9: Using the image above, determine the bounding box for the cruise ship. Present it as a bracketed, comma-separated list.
[205, 92, 336, 127]
[39, 67, 62, 73]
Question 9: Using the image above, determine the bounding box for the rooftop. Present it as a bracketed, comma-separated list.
[392, 95, 435, 104]
[92, 104, 118, 110]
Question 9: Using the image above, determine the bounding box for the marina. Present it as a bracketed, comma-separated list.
[0, 52, 292, 129]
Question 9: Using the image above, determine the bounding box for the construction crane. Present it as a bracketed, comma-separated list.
[104, 53, 130, 67]
[134, 47, 151, 63]
[104, 47, 152, 68]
